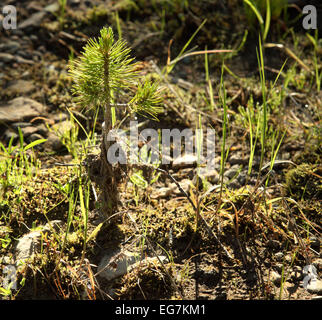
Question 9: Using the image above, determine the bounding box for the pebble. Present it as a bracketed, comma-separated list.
[5, 80, 35, 96]
[172, 154, 198, 169]
[20, 126, 39, 138]
[224, 164, 240, 179]
[15, 220, 63, 264]
[0, 52, 15, 63]
[151, 186, 175, 199]
[237, 171, 247, 185]
[97, 249, 168, 281]
[0, 41, 21, 53]
[0, 97, 44, 123]
[275, 252, 284, 262]
[44, 132, 63, 151]
[266, 239, 280, 249]
[198, 168, 220, 184]
[229, 153, 249, 165]
[51, 120, 74, 136]
[4, 129, 18, 143]
[309, 236, 320, 251]
[312, 258, 322, 270]
[290, 266, 302, 281]
[270, 270, 282, 286]
[306, 279, 322, 294]
[27, 133, 45, 143]
[18, 11, 47, 29]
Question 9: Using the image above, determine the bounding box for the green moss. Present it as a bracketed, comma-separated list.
[285, 163, 322, 200]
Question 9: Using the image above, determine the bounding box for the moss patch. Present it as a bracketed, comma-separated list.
[285, 164, 322, 200]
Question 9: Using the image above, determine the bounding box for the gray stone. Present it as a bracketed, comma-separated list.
[172, 179, 192, 195]
[51, 120, 73, 136]
[229, 153, 249, 165]
[44, 3, 60, 13]
[4, 129, 18, 143]
[306, 279, 322, 294]
[12, 122, 30, 129]
[15, 220, 62, 264]
[172, 154, 198, 169]
[0, 97, 44, 123]
[5, 80, 35, 96]
[44, 132, 63, 151]
[309, 236, 320, 250]
[291, 266, 302, 281]
[237, 171, 247, 185]
[18, 11, 47, 29]
[270, 270, 282, 286]
[0, 53, 15, 63]
[151, 186, 175, 199]
[15, 56, 35, 65]
[198, 168, 220, 184]
[266, 239, 280, 249]
[27, 133, 45, 143]
[224, 165, 240, 179]
[35, 123, 48, 137]
[0, 41, 21, 54]
[97, 249, 168, 281]
[22, 127, 40, 138]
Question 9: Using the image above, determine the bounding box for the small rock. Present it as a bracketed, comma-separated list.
[224, 164, 240, 180]
[151, 186, 175, 199]
[172, 179, 192, 194]
[266, 239, 280, 249]
[51, 120, 73, 136]
[291, 266, 302, 281]
[3, 129, 18, 143]
[22, 127, 40, 138]
[12, 122, 30, 130]
[0, 52, 15, 63]
[5, 80, 35, 96]
[15, 55, 35, 65]
[237, 171, 247, 185]
[275, 252, 284, 261]
[97, 249, 168, 281]
[198, 168, 220, 184]
[306, 279, 322, 294]
[44, 132, 63, 151]
[270, 270, 282, 286]
[313, 258, 322, 270]
[172, 154, 198, 169]
[44, 2, 60, 13]
[309, 236, 320, 251]
[0, 97, 44, 123]
[227, 181, 240, 189]
[18, 11, 47, 29]
[229, 153, 249, 165]
[35, 123, 48, 137]
[52, 113, 68, 123]
[27, 133, 45, 143]
[15, 220, 62, 263]
[0, 41, 21, 54]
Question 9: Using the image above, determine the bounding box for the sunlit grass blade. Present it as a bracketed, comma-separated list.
[263, 0, 271, 41]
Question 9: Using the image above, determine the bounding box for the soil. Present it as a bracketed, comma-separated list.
[0, 0, 321, 300]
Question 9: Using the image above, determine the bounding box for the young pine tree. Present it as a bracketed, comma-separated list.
[69, 27, 163, 215]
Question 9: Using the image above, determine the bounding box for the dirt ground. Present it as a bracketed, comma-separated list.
[0, 0, 321, 300]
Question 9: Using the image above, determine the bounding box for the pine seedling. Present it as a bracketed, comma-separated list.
[69, 27, 163, 215]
